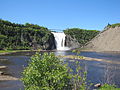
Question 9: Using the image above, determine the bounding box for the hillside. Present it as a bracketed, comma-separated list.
[64, 28, 100, 49]
[85, 24, 120, 51]
[0, 19, 55, 50]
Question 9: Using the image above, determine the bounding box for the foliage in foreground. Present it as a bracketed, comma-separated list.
[21, 52, 88, 90]
[21, 52, 72, 90]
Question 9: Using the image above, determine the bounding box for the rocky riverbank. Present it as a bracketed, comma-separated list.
[0, 66, 18, 81]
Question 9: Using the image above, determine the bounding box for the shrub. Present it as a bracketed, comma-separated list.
[21, 52, 72, 90]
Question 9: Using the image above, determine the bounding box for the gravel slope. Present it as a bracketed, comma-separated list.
[85, 26, 120, 51]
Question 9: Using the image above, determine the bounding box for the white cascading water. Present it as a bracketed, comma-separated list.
[52, 32, 69, 50]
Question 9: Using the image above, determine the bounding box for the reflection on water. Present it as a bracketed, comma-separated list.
[0, 51, 120, 89]
[0, 58, 13, 65]
[0, 80, 24, 90]
[54, 51, 68, 56]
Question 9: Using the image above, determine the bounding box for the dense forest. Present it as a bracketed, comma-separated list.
[64, 28, 100, 46]
[0, 19, 55, 50]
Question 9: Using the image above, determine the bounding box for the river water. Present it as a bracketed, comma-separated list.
[0, 51, 120, 90]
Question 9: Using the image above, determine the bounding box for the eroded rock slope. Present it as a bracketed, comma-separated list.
[85, 26, 120, 51]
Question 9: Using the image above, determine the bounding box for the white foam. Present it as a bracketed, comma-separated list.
[52, 32, 70, 51]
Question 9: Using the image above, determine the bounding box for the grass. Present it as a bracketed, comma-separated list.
[99, 84, 120, 90]
[57, 55, 85, 59]
[0, 50, 18, 53]
[0, 50, 33, 54]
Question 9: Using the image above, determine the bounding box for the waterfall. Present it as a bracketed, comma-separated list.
[52, 32, 69, 50]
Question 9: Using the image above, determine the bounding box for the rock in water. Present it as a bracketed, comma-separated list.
[0, 66, 7, 69]
[0, 71, 4, 75]
[94, 83, 101, 87]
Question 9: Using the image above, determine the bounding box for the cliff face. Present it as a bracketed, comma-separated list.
[32, 33, 56, 50]
[85, 26, 120, 51]
[65, 35, 81, 49]
[44, 34, 56, 50]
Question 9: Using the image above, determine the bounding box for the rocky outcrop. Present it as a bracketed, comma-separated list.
[65, 35, 81, 49]
[85, 26, 120, 51]
[44, 34, 56, 50]
[32, 33, 56, 50]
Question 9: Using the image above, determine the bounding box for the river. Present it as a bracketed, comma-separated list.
[0, 51, 120, 90]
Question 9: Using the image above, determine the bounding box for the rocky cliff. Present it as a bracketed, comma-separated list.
[29, 33, 56, 50]
[85, 26, 120, 51]
[65, 35, 81, 49]
[43, 34, 56, 50]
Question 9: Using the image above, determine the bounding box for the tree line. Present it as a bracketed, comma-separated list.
[64, 28, 100, 46]
[0, 19, 101, 50]
[0, 19, 54, 50]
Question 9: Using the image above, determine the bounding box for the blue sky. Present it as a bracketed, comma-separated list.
[0, 0, 120, 31]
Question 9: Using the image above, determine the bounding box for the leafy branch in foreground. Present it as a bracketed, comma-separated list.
[21, 52, 89, 90]
[21, 52, 72, 90]
[72, 61, 89, 90]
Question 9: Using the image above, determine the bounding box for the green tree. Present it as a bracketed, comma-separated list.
[0, 35, 7, 49]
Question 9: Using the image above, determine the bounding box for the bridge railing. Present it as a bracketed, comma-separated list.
[49, 29, 64, 32]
